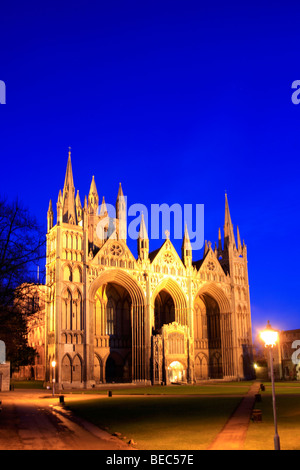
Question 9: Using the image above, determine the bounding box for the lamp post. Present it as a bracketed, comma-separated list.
[51, 360, 56, 397]
[260, 321, 280, 450]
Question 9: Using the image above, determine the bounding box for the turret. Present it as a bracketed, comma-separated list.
[88, 176, 99, 214]
[100, 196, 108, 217]
[56, 189, 63, 225]
[224, 192, 236, 249]
[47, 199, 53, 232]
[116, 183, 126, 241]
[62, 149, 77, 224]
[182, 224, 192, 267]
[75, 190, 83, 224]
[138, 213, 149, 261]
[236, 225, 242, 254]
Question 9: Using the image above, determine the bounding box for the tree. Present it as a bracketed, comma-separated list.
[0, 196, 45, 372]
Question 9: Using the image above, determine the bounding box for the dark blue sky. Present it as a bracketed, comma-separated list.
[1, 1, 299, 335]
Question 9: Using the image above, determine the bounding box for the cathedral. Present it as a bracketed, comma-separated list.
[45, 151, 254, 389]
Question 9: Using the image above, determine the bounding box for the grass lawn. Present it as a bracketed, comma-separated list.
[245, 384, 300, 450]
[11, 380, 45, 389]
[71, 382, 253, 396]
[66, 381, 300, 450]
[66, 395, 242, 450]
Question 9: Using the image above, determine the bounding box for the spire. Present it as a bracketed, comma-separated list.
[182, 223, 192, 251]
[138, 213, 149, 260]
[204, 240, 209, 256]
[182, 223, 192, 267]
[62, 149, 76, 224]
[116, 182, 125, 218]
[88, 175, 99, 213]
[116, 183, 126, 240]
[237, 225, 242, 252]
[224, 192, 236, 248]
[56, 189, 63, 224]
[139, 212, 148, 240]
[75, 189, 82, 208]
[57, 189, 62, 205]
[100, 196, 108, 217]
[117, 182, 124, 197]
[75, 190, 82, 223]
[48, 198, 53, 213]
[218, 227, 222, 253]
[47, 199, 53, 232]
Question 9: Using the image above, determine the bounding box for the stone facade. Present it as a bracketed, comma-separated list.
[279, 329, 300, 380]
[45, 151, 254, 389]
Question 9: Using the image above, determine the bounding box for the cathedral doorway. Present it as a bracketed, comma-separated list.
[105, 353, 124, 383]
[154, 289, 175, 331]
[91, 268, 147, 383]
[94, 282, 132, 383]
[168, 360, 185, 383]
[194, 293, 223, 379]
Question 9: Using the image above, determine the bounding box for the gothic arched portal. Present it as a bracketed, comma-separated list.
[194, 293, 223, 379]
[193, 283, 234, 379]
[90, 268, 147, 383]
[94, 282, 132, 383]
[154, 289, 175, 331]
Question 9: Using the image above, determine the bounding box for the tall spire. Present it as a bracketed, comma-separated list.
[237, 225, 242, 252]
[139, 212, 148, 240]
[99, 196, 108, 217]
[218, 227, 222, 253]
[116, 183, 126, 240]
[88, 175, 99, 213]
[182, 223, 192, 267]
[116, 182, 125, 218]
[62, 148, 76, 224]
[47, 199, 53, 232]
[75, 190, 82, 223]
[224, 192, 236, 248]
[138, 212, 149, 260]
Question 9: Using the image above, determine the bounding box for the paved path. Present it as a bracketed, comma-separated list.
[0, 390, 133, 450]
[207, 382, 261, 450]
[0, 383, 260, 451]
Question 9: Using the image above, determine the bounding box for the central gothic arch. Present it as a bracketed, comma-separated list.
[89, 269, 148, 384]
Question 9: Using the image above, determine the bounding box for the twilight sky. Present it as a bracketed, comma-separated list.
[0, 1, 300, 336]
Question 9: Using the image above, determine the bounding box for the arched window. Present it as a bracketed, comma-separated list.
[72, 289, 83, 330]
[106, 298, 115, 335]
[62, 289, 72, 330]
[73, 266, 82, 283]
[62, 354, 72, 382]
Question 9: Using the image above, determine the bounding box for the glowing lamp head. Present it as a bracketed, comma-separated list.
[260, 321, 278, 347]
[51, 360, 56, 368]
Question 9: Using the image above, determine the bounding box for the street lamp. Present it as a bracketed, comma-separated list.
[260, 321, 280, 450]
[51, 360, 56, 397]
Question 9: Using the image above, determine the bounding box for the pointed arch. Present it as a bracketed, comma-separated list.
[61, 354, 72, 382]
[62, 287, 72, 330]
[195, 352, 209, 380]
[94, 353, 103, 383]
[63, 263, 72, 282]
[90, 269, 147, 382]
[73, 265, 82, 283]
[72, 288, 83, 330]
[151, 277, 188, 326]
[194, 282, 231, 314]
[72, 354, 83, 383]
[194, 282, 234, 378]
